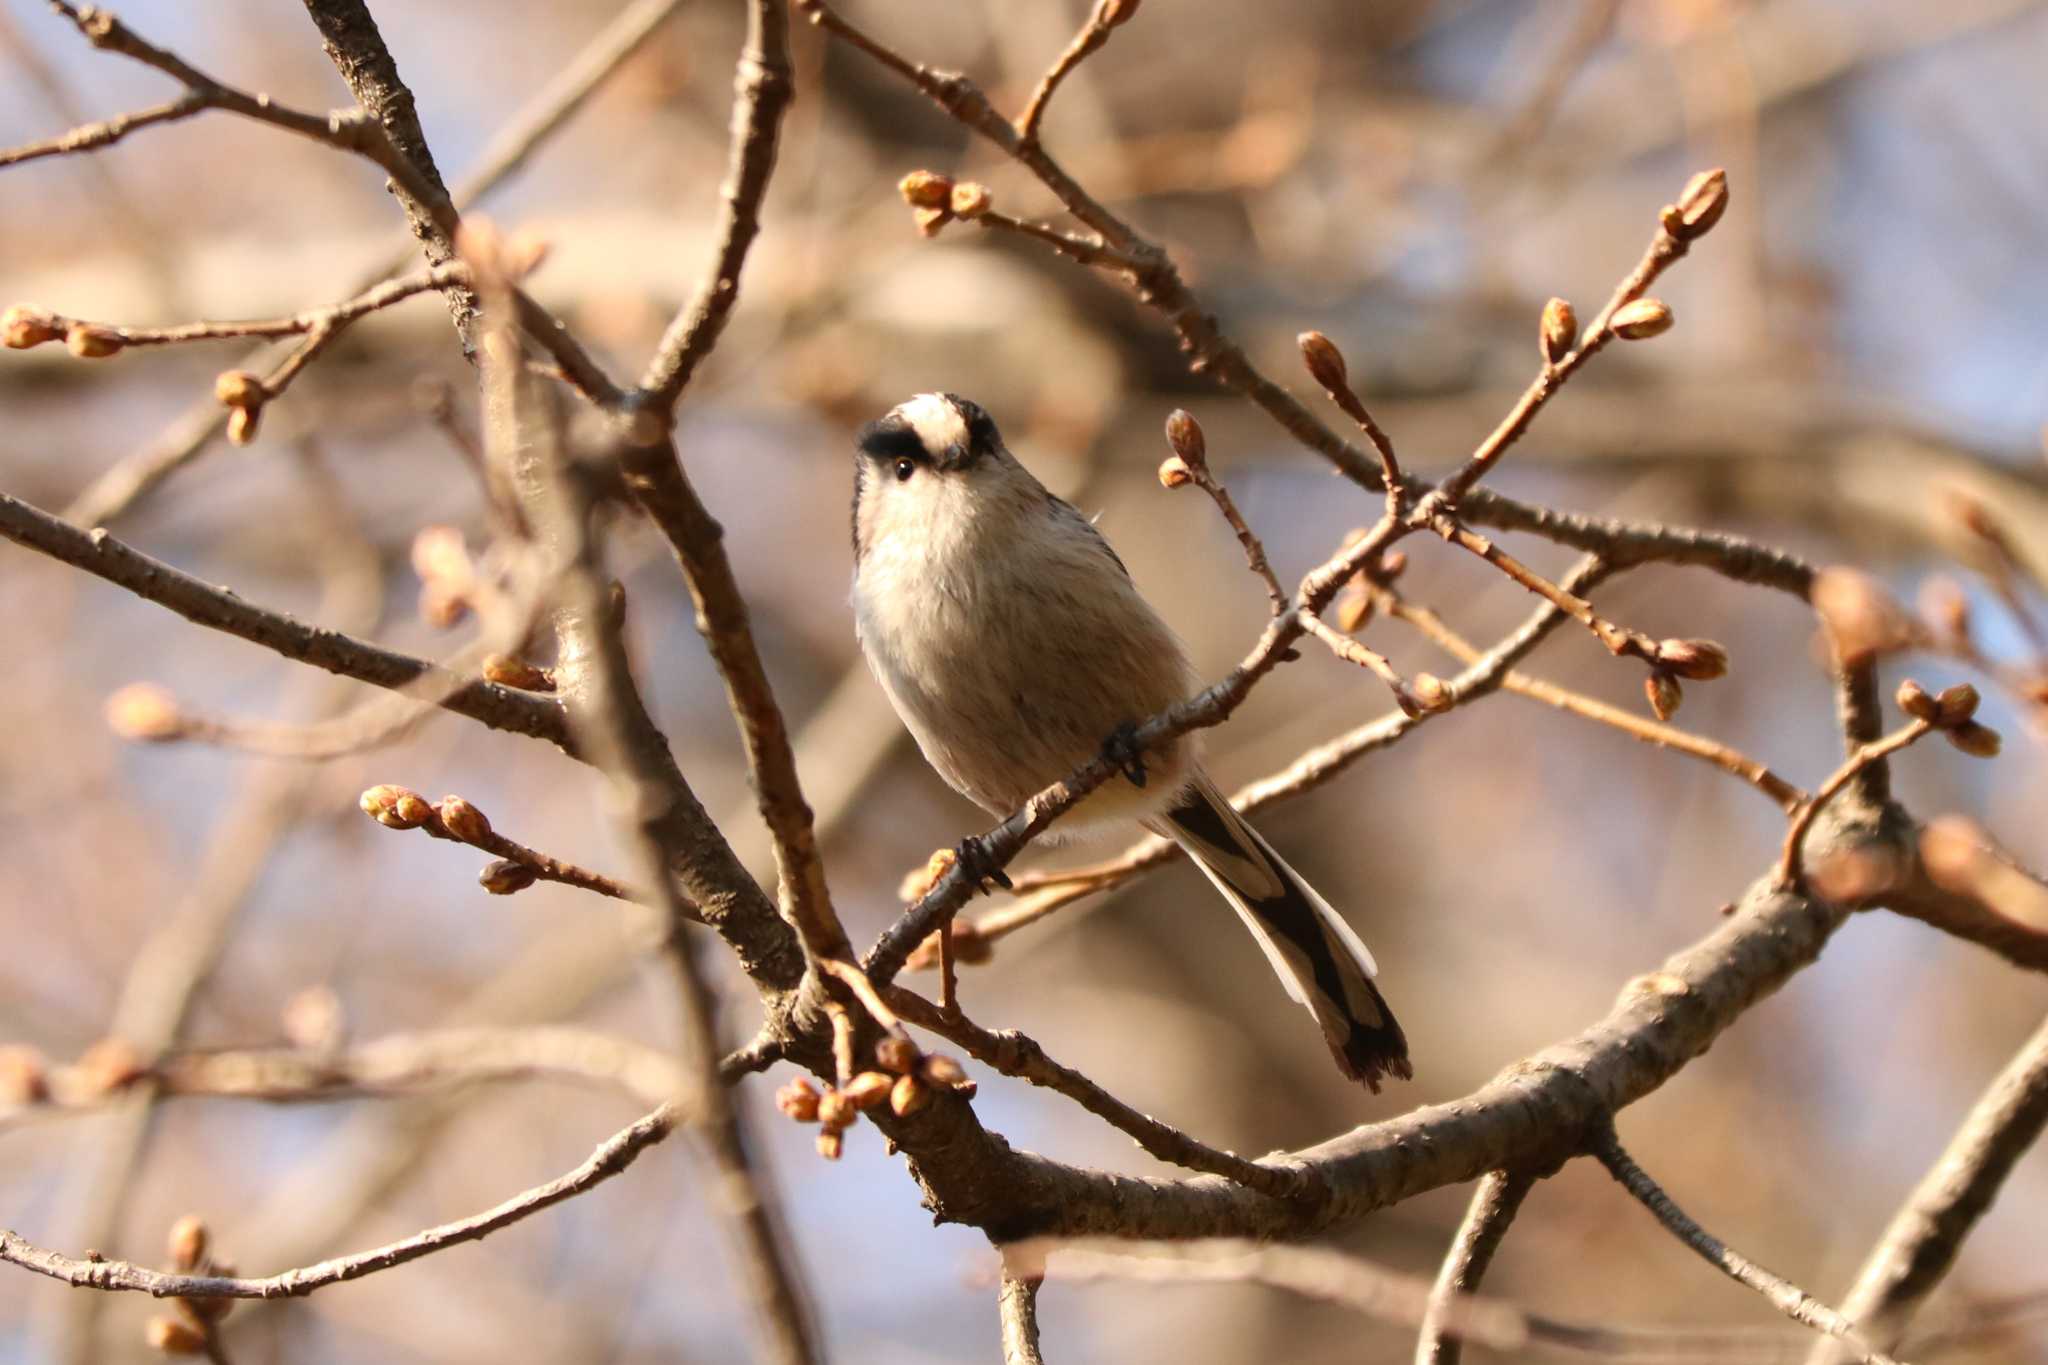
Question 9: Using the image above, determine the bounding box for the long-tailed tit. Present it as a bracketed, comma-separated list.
[850, 393, 1411, 1090]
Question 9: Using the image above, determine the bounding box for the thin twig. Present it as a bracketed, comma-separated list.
[1015, 0, 1134, 144]
[1417, 1170, 1535, 1365]
[0, 1106, 679, 1299]
[1, 1027, 689, 1128]
[637, 0, 793, 411]
[1380, 590, 1802, 810]
[11, 264, 465, 351]
[1777, 719, 1933, 889]
[0, 492, 568, 747]
[886, 987, 1312, 1201]
[361, 785, 647, 906]
[1028, 1236, 1810, 1359]
[1590, 1128, 1902, 1365]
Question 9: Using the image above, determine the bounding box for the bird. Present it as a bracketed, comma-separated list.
[847, 392, 1412, 1091]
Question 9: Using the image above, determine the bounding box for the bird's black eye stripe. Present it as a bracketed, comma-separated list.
[857, 419, 928, 464]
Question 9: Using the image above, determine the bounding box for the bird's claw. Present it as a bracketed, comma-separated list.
[954, 835, 1012, 895]
[1104, 720, 1148, 788]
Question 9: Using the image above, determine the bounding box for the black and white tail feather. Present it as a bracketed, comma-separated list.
[1145, 777, 1411, 1091]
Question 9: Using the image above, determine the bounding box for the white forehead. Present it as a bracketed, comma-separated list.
[896, 393, 968, 452]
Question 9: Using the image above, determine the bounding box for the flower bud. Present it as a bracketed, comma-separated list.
[213, 370, 265, 409]
[105, 683, 183, 741]
[1895, 679, 1939, 722]
[436, 795, 491, 844]
[1610, 299, 1673, 340]
[949, 181, 992, 219]
[478, 859, 537, 895]
[1163, 408, 1207, 469]
[360, 784, 431, 829]
[897, 170, 954, 209]
[1333, 582, 1372, 633]
[1655, 638, 1729, 681]
[1156, 455, 1192, 489]
[1946, 721, 2001, 758]
[1374, 549, 1408, 581]
[1411, 673, 1453, 713]
[841, 1071, 894, 1110]
[167, 1216, 208, 1271]
[919, 1053, 968, 1089]
[1935, 683, 1981, 725]
[911, 206, 950, 238]
[2, 305, 61, 349]
[65, 323, 122, 358]
[775, 1077, 821, 1122]
[816, 1088, 857, 1129]
[875, 1036, 919, 1075]
[146, 1317, 208, 1355]
[890, 1072, 930, 1116]
[225, 405, 260, 446]
[1645, 670, 1683, 721]
[0, 1044, 50, 1105]
[1539, 297, 1577, 363]
[1672, 168, 1729, 238]
[815, 1129, 844, 1160]
[1297, 331, 1348, 393]
[482, 654, 553, 691]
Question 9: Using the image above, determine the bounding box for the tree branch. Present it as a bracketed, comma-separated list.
[1591, 1128, 1900, 1365]
[0, 492, 568, 746]
[1417, 1170, 1535, 1365]
[1806, 1009, 2048, 1362]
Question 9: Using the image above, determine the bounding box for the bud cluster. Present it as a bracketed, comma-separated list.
[1895, 679, 2001, 758]
[1158, 408, 1210, 489]
[774, 1042, 974, 1159]
[1, 304, 125, 358]
[145, 1215, 235, 1355]
[1662, 168, 1730, 241]
[896, 170, 994, 238]
[214, 369, 268, 446]
[1638, 638, 1732, 722]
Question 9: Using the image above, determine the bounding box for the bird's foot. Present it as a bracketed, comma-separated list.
[953, 835, 1012, 895]
[1103, 720, 1149, 788]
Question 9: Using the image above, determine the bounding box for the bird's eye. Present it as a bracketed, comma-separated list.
[893, 457, 916, 482]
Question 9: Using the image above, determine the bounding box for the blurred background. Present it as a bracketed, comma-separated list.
[3, 0, 2047, 1359]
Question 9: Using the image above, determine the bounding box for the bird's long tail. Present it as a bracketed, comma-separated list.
[1146, 777, 1411, 1091]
